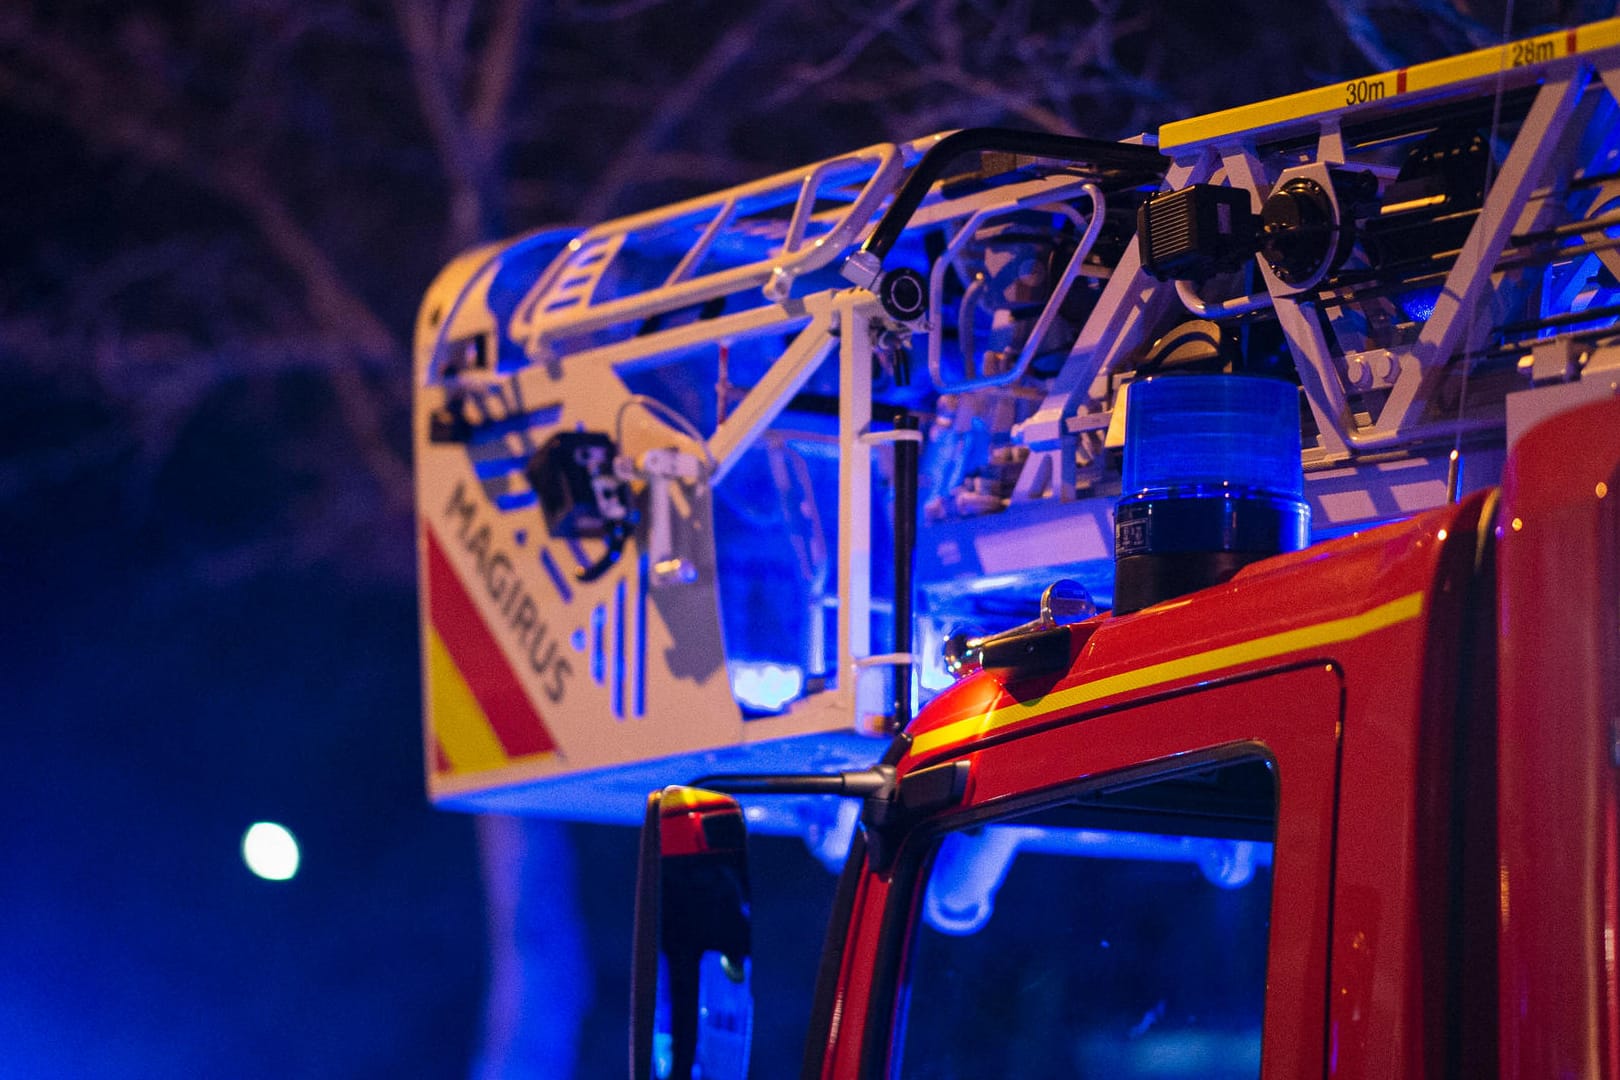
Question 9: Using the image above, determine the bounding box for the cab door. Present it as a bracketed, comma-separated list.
[862, 662, 1342, 1079]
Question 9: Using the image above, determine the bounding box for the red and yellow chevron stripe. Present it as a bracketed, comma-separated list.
[423, 527, 558, 777]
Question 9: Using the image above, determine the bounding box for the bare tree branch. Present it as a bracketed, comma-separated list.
[470, 0, 534, 142]
[394, 0, 489, 247]
[0, 9, 412, 504]
[1327, 0, 1497, 70]
[556, 0, 676, 21]
[576, 0, 798, 220]
[0, 0, 1426, 591]
[395, 0, 534, 248]
[761, 0, 927, 111]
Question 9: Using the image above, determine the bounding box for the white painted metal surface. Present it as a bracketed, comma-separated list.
[415, 24, 1620, 825]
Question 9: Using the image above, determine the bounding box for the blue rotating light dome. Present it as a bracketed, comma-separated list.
[1113, 375, 1310, 614]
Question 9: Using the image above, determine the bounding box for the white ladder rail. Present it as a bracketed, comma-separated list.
[510, 141, 915, 361]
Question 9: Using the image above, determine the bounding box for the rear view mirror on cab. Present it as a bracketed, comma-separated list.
[631, 786, 754, 1080]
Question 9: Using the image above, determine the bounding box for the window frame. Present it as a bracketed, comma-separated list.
[860, 661, 1345, 1079]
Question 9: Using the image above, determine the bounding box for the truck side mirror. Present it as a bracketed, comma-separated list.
[631, 786, 754, 1080]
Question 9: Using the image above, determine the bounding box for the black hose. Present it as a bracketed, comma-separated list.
[856, 128, 1167, 267]
[891, 414, 919, 733]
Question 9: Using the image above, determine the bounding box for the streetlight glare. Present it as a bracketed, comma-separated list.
[242, 822, 300, 882]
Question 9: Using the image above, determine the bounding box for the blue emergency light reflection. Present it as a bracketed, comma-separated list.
[1114, 375, 1309, 613]
[923, 826, 1273, 936]
[1122, 376, 1303, 496]
[730, 661, 805, 713]
[1398, 285, 1441, 324]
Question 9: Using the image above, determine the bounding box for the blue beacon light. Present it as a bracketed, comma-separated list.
[1113, 375, 1310, 614]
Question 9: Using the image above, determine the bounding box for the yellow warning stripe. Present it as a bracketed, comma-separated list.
[427, 627, 511, 774]
[1161, 19, 1620, 151]
[909, 591, 1425, 758]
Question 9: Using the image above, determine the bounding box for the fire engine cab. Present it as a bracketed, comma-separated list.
[414, 18, 1620, 1079]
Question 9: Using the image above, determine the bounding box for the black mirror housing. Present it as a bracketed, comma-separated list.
[631, 786, 754, 1080]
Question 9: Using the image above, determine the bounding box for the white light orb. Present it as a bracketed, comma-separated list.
[242, 822, 300, 881]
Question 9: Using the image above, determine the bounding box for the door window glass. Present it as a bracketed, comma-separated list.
[894, 757, 1275, 1079]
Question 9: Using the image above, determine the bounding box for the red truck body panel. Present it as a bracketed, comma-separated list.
[1498, 398, 1620, 1079]
[813, 397, 1620, 1078]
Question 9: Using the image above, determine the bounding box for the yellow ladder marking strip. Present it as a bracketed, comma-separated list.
[427, 627, 511, 775]
[1161, 19, 1620, 150]
[909, 591, 1425, 758]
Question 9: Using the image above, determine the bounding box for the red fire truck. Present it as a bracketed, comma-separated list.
[411, 17, 1620, 1079]
[637, 392, 1619, 1078]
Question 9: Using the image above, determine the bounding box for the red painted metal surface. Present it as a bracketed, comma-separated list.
[812, 400, 1620, 1077]
[823, 495, 1492, 1077]
[819, 866, 889, 1078]
[658, 787, 743, 858]
[1324, 491, 1492, 1080]
[1497, 397, 1620, 1080]
[919, 666, 1342, 1078]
